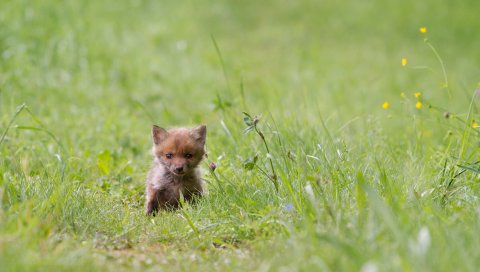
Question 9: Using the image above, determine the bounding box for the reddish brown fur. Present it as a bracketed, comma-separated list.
[145, 125, 206, 215]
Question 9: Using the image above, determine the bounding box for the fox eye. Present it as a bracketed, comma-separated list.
[165, 153, 173, 159]
[185, 153, 193, 159]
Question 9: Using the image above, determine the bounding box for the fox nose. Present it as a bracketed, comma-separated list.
[175, 166, 184, 173]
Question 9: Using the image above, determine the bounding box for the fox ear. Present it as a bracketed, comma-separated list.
[152, 125, 168, 145]
[191, 125, 206, 146]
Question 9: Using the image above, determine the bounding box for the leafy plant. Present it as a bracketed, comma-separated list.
[242, 112, 279, 192]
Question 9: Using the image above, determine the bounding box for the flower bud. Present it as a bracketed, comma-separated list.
[209, 162, 217, 172]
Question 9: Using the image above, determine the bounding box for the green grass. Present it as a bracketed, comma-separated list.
[2, 0, 480, 271]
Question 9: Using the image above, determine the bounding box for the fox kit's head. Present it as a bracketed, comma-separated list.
[152, 125, 206, 176]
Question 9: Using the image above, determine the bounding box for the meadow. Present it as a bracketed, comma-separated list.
[1, 0, 480, 271]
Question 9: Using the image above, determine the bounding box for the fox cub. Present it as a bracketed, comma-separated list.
[145, 125, 206, 215]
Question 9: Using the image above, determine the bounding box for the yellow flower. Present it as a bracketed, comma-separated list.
[415, 101, 423, 109]
[400, 92, 405, 98]
[414, 92, 422, 98]
[472, 121, 479, 128]
[401, 57, 407, 67]
[419, 27, 427, 34]
[382, 101, 390, 109]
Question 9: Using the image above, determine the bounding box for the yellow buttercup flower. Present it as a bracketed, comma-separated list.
[472, 121, 479, 128]
[414, 92, 421, 98]
[416, 101, 423, 109]
[401, 57, 407, 67]
[419, 27, 427, 34]
[382, 101, 390, 109]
